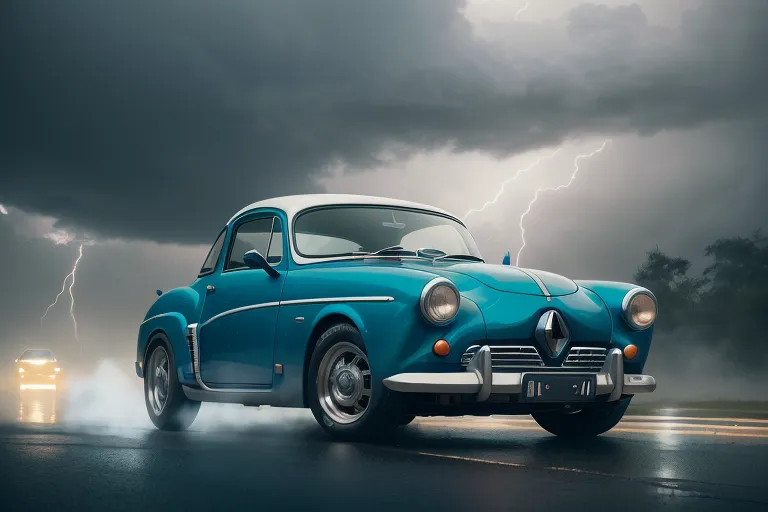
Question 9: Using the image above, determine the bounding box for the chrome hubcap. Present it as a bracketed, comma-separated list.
[147, 347, 170, 416]
[317, 342, 371, 424]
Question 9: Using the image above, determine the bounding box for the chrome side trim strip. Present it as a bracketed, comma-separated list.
[140, 312, 174, 326]
[200, 302, 280, 328]
[200, 296, 394, 329]
[279, 296, 394, 306]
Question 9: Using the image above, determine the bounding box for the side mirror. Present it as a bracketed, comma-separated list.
[243, 250, 280, 278]
[156, 289, 163, 296]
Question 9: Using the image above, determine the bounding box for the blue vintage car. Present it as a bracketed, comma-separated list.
[137, 194, 657, 438]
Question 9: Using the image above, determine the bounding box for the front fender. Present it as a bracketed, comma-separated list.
[273, 266, 488, 407]
[575, 280, 655, 374]
[309, 303, 367, 336]
[294, 294, 486, 377]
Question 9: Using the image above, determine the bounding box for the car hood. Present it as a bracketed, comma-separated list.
[397, 260, 609, 342]
[402, 261, 578, 297]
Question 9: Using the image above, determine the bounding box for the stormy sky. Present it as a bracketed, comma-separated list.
[1, 0, 767, 374]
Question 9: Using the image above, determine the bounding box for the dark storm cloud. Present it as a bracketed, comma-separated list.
[1, 0, 766, 243]
[0, 217, 204, 363]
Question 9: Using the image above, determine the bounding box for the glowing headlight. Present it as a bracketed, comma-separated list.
[622, 288, 657, 330]
[420, 278, 460, 325]
[18, 367, 24, 373]
[54, 367, 61, 372]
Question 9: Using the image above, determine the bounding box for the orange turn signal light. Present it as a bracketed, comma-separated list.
[433, 339, 451, 357]
[623, 344, 638, 360]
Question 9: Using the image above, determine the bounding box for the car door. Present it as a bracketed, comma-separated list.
[196, 213, 286, 387]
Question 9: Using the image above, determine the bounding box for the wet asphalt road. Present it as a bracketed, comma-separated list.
[1, 389, 768, 511]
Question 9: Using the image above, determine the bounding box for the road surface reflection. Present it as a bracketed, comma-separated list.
[18, 390, 58, 424]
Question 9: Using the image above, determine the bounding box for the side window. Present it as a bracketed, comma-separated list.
[226, 217, 283, 271]
[199, 229, 226, 276]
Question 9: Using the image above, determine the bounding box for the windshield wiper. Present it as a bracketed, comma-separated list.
[353, 246, 418, 257]
[434, 254, 485, 263]
[349, 246, 481, 261]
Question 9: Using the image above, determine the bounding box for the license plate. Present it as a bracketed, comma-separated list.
[520, 374, 597, 403]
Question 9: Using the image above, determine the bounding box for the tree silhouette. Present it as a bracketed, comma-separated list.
[634, 231, 768, 366]
[633, 248, 706, 331]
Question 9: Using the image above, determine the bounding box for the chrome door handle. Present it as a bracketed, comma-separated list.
[206, 285, 216, 294]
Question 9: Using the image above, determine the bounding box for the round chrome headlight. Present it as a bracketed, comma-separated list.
[622, 288, 657, 330]
[420, 278, 460, 325]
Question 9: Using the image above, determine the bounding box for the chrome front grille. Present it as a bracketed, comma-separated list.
[460, 345, 607, 371]
[561, 347, 607, 371]
[460, 345, 544, 369]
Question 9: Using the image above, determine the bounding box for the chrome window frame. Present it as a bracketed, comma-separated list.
[198, 228, 227, 277]
[289, 204, 480, 266]
[223, 215, 284, 274]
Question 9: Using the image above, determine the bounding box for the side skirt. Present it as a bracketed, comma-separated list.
[182, 385, 285, 406]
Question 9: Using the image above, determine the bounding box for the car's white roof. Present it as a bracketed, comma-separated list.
[228, 194, 459, 224]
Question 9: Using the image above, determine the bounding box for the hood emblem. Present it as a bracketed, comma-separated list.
[535, 310, 570, 358]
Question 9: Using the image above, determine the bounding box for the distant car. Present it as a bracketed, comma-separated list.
[137, 194, 657, 438]
[16, 349, 61, 391]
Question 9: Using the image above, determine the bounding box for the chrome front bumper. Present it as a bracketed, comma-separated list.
[382, 347, 655, 402]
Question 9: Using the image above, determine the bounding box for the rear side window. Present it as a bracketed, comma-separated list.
[199, 229, 226, 276]
[226, 217, 283, 271]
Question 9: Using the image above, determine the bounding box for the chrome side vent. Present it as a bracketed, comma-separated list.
[562, 347, 607, 371]
[187, 323, 200, 376]
[461, 345, 544, 368]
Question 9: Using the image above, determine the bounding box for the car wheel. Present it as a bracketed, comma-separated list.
[144, 339, 200, 431]
[308, 323, 403, 440]
[531, 397, 631, 437]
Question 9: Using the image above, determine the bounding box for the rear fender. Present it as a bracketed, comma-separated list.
[137, 312, 194, 385]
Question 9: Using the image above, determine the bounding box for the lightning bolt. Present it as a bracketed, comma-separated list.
[515, 140, 612, 266]
[463, 148, 562, 220]
[514, 1, 529, 21]
[68, 244, 83, 341]
[40, 273, 71, 327]
[41, 244, 84, 344]
[0, 203, 8, 215]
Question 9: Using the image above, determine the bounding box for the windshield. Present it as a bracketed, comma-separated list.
[19, 349, 56, 361]
[293, 206, 482, 259]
